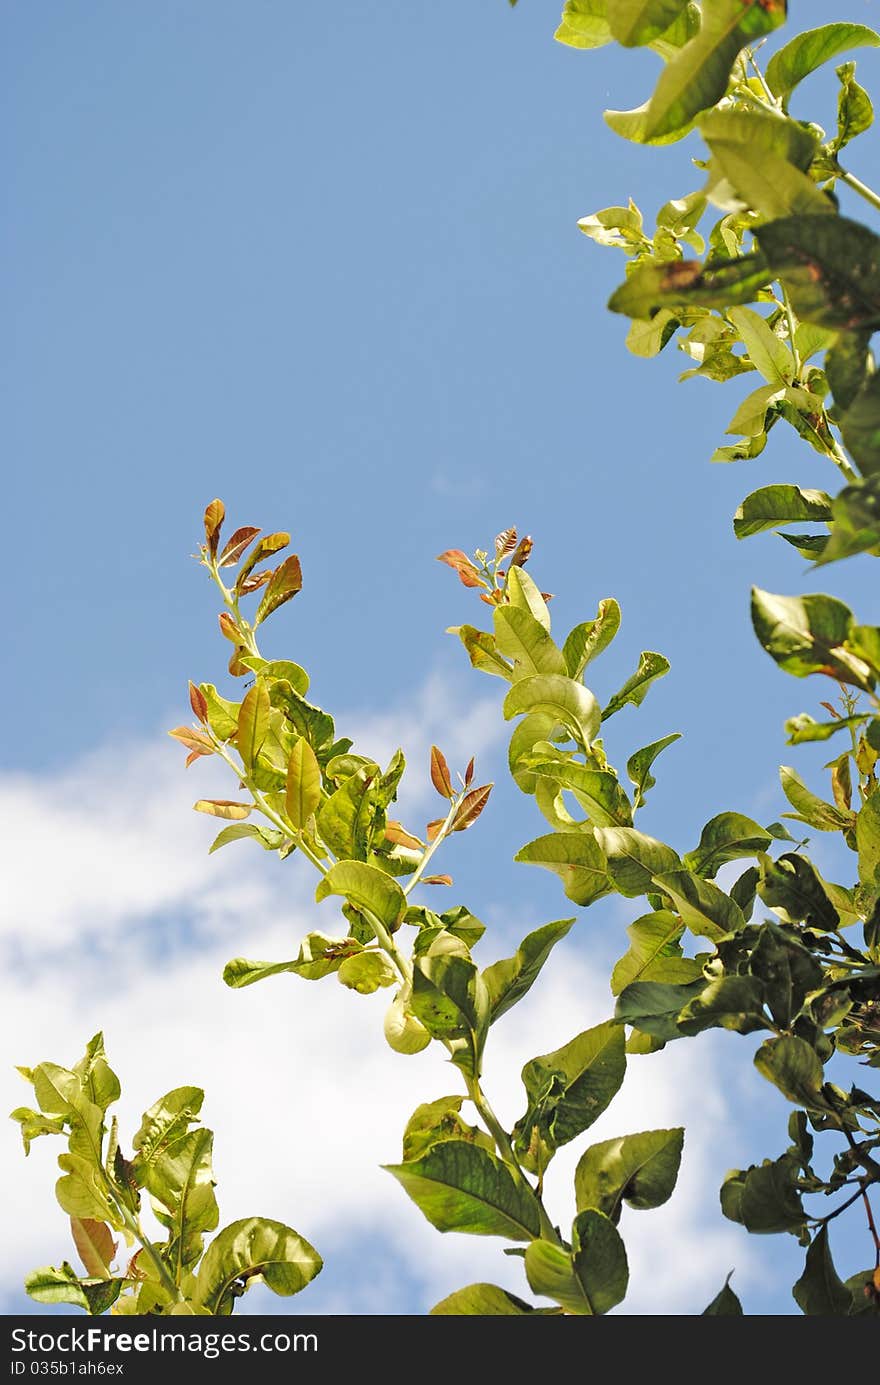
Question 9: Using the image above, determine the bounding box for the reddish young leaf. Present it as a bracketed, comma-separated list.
[193, 799, 252, 820]
[228, 646, 249, 677]
[71, 1218, 116, 1279]
[508, 536, 533, 568]
[436, 549, 487, 589]
[494, 527, 518, 561]
[820, 701, 841, 720]
[422, 874, 453, 886]
[168, 726, 214, 752]
[479, 590, 504, 605]
[185, 748, 211, 767]
[255, 554, 303, 626]
[385, 820, 424, 850]
[236, 531, 290, 590]
[430, 745, 454, 799]
[189, 682, 209, 723]
[452, 783, 493, 832]
[218, 526, 261, 568]
[426, 818, 445, 842]
[203, 499, 225, 556]
[237, 568, 273, 595]
[464, 756, 475, 787]
[218, 612, 244, 644]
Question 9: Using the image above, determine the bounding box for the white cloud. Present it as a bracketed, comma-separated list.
[1, 677, 760, 1317]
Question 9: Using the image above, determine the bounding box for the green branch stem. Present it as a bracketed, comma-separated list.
[110, 1190, 182, 1303]
[404, 795, 461, 897]
[836, 166, 880, 216]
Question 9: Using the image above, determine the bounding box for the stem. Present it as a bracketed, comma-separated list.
[828, 437, 859, 485]
[815, 1184, 868, 1227]
[745, 47, 781, 109]
[362, 906, 413, 987]
[844, 1130, 880, 1186]
[210, 562, 261, 660]
[837, 166, 880, 216]
[210, 738, 328, 876]
[464, 1072, 561, 1245]
[111, 1193, 182, 1302]
[780, 286, 801, 377]
[404, 795, 461, 896]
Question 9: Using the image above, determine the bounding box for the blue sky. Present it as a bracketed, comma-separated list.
[3, 0, 880, 1317]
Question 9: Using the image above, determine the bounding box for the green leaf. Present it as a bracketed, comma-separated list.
[515, 831, 611, 907]
[610, 911, 703, 994]
[494, 606, 567, 679]
[734, 485, 832, 539]
[726, 309, 795, 389]
[223, 933, 360, 988]
[401, 1096, 494, 1163]
[337, 951, 397, 994]
[642, 0, 786, 141]
[515, 1020, 626, 1156]
[10, 1107, 66, 1154]
[721, 1155, 806, 1234]
[555, 0, 612, 50]
[749, 923, 823, 1028]
[316, 861, 407, 931]
[577, 202, 646, 250]
[604, 100, 695, 146]
[755, 215, 880, 332]
[626, 733, 681, 810]
[683, 812, 772, 878]
[529, 759, 633, 828]
[482, 918, 575, 1022]
[55, 1152, 115, 1222]
[236, 683, 270, 771]
[430, 1283, 545, 1315]
[384, 1141, 542, 1241]
[571, 1210, 628, 1313]
[449, 625, 513, 680]
[131, 1087, 204, 1187]
[525, 1210, 628, 1314]
[614, 978, 705, 1041]
[814, 478, 880, 566]
[702, 1275, 744, 1314]
[270, 683, 336, 752]
[411, 937, 483, 1042]
[601, 651, 669, 721]
[856, 791, 880, 888]
[766, 23, 880, 99]
[793, 1228, 854, 1315]
[833, 60, 874, 153]
[701, 112, 830, 220]
[508, 712, 562, 794]
[193, 1217, 322, 1314]
[239, 656, 309, 697]
[785, 711, 869, 744]
[779, 765, 854, 831]
[609, 253, 771, 320]
[608, 0, 689, 47]
[74, 1034, 120, 1115]
[505, 566, 552, 632]
[574, 1127, 684, 1218]
[208, 823, 282, 854]
[751, 587, 873, 690]
[593, 826, 680, 896]
[841, 372, 880, 476]
[285, 737, 322, 830]
[677, 974, 767, 1035]
[655, 868, 747, 941]
[758, 853, 840, 931]
[503, 675, 601, 750]
[753, 1035, 829, 1111]
[25, 1263, 94, 1313]
[149, 1128, 219, 1271]
[562, 599, 621, 679]
[199, 684, 239, 740]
